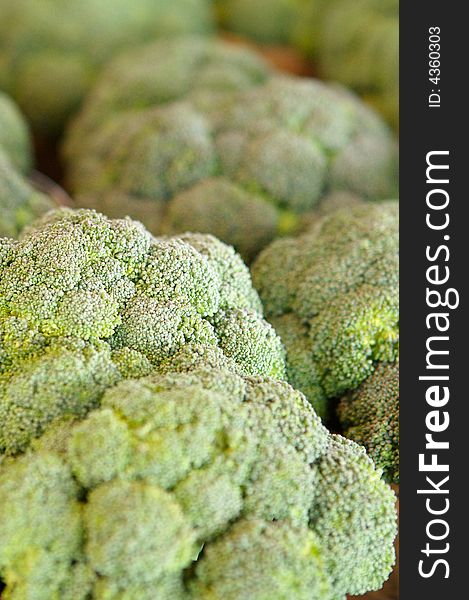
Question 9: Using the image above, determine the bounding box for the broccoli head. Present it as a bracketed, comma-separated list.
[0, 365, 397, 599]
[0, 208, 285, 454]
[338, 361, 399, 483]
[65, 73, 397, 261]
[252, 201, 399, 420]
[0, 92, 56, 238]
[0, 0, 214, 135]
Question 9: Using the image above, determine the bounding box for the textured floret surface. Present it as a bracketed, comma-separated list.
[0, 364, 397, 599]
[252, 201, 399, 420]
[0, 208, 285, 454]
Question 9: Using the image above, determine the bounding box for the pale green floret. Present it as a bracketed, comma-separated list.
[310, 435, 397, 597]
[65, 73, 397, 261]
[338, 361, 399, 483]
[84, 481, 196, 585]
[0, 93, 56, 237]
[92, 574, 188, 600]
[0, 452, 82, 600]
[0, 208, 284, 454]
[191, 520, 332, 600]
[0, 366, 396, 598]
[0, 341, 120, 455]
[252, 202, 399, 419]
[0, 1, 214, 134]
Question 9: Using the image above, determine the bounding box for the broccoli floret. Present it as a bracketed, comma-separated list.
[0, 1, 214, 135]
[338, 361, 399, 483]
[310, 435, 397, 597]
[64, 72, 397, 261]
[252, 202, 398, 419]
[0, 366, 396, 599]
[299, 190, 365, 233]
[0, 208, 285, 454]
[161, 178, 280, 262]
[191, 520, 332, 599]
[0, 340, 121, 455]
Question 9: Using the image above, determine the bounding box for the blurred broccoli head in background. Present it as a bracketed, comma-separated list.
[65, 69, 397, 262]
[252, 201, 399, 420]
[295, 0, 399, 127]
[0, 92, 55, 237]
[0, 207, 286, 455]
[0, 363, 397, 599]
[0, 0, 214, 135]
[216, 0, 398, 127]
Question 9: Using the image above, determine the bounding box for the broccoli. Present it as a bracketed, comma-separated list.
[0, 92, 56, 238]
[338, 361, 399, 484]
[251, 201, 399, 420]
[0, 364, 397, 599]
[297, 0, 399, 128]
[216, 0, 398, 127]
[0, 207, 285, 454]
[0, 0, 214, 135]
[0, 92, 32, 174]
[64, 73, 397, 261]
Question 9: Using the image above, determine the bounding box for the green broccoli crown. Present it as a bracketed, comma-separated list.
[65, 74, 397, 261]
[338, 361, 399, 483]
[0, 366, 397, 599]
[0, 0, 214, 134]
[252, 201, 399, 419]
[0, 208, 285, 454]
